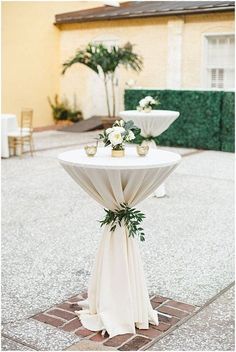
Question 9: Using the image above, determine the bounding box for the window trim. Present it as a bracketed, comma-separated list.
[202, 32, 235, 90]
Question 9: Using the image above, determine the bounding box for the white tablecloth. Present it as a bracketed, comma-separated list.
[119, 110, 179, 139]
[119, 110, 179, 197]
[58, 147, 181, 337]
[1, 114, 18, 158]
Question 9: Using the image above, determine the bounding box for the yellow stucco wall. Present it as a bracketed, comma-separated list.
[2, 1, 103, 127]
[182, 13, 235, 88]
[59, 12, 234, 119]
[2, 2, 235, 126]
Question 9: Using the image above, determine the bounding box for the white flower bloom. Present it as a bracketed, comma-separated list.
[141, 96, 156, 105]
[139, 99, 146, 108]
[109, 131, 123, 146]
[113, 126, 125, 133]
[106, 128, 113, 134]
[119, 120, 124, 127]
[128, 130, 135, 140]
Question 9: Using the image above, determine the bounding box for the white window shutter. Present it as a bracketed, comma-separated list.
[205, 34, 235, 90]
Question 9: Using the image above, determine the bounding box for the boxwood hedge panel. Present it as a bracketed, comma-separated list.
[221, 92, 235, 152]
[124, 89, 235, 152]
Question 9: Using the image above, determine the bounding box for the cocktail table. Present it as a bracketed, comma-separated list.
[58, 147, 181, 337]
[119, 110, 179, 197]
[1, 114, 18, 158]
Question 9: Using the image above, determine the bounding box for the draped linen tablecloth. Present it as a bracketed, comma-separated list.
[119, 110, 179, 197]
[1, 114, 18, 158]
[58, 147, 181, 337]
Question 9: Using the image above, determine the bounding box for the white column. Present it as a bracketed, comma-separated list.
[167, 19, 184, 89]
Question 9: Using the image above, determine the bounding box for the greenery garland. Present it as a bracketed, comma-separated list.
[130, 134, 159, 146]
[142, 136, 159, 144]
[100, 203, 146, 241]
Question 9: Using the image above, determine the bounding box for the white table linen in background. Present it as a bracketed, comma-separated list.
[119, 110, 180, 197]
[58, 147, 181, 337]
[1, 114, 18, 158]
[119, 110, 179, 139]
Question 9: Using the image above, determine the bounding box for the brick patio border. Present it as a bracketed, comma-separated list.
[32, 292, 199, 351]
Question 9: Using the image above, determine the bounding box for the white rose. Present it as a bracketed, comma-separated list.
[113, 126, 125, 133]
[139, 99, 146, 108]
[109, 131, 123, 145]
[128, 130, 135, 140]
[106, 128, 113, 134]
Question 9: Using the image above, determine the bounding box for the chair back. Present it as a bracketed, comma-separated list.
[21, 109, 33, 134]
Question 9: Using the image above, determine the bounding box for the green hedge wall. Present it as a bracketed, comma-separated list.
[221, 92, 235, 152]
[124, 89, 235, 152]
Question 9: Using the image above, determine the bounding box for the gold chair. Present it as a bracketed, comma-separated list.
[8, 109, 34, 157]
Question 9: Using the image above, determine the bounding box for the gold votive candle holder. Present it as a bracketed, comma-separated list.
[84, 145, 97, 157]
[136, 144, 149, 157]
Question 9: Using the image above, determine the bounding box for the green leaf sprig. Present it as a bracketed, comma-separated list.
[100, 203, 146, 241]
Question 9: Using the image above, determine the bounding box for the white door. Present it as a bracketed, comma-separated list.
[89, 36, 120, 117]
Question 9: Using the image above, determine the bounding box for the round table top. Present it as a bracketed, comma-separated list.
[58, 147, 181, 170]
[119, 110, 179, 119]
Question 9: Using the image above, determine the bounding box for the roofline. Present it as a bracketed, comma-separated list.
[55, 6, 234, 25]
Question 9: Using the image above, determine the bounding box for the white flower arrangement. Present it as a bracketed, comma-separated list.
[99, 119, 140, 151]
[137, 95, 159, 112]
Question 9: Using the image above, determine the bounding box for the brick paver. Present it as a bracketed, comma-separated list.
[47, 308, 76, 321]
[61, 318, 82, 332]
[33, 313, 65, 327]
[57, 302, 81, 313]
[158, 305, 189, 319]
[165, 300, 196, 312]
[75, 327, 94, 337]
[118, 336, 152, 351]
[104, 334, 134, 347]
[136, 327, 162, 339]
[32, 292, 198, 351]
[151, 322, 171, 332]
[90, 332, 109, 342]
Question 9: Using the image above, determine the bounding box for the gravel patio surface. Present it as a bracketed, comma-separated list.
[1, 130, 234, 350]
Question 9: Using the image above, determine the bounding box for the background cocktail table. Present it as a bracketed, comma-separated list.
[119, 110, 179, 197]
[1, 114, 18, 158]
[58, 147, 181, 337]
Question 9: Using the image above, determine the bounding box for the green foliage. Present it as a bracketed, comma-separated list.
[100, 203, 146, 242]
[124, 89, 235, 152]
[62, 42, 143, 117]
[48, 95, 82, 122]
[221, 92, 235, 152]
[62, 42, 143, 76]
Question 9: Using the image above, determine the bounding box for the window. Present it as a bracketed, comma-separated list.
[205, 34, 235, 90]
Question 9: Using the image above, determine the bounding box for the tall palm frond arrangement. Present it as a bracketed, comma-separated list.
[62, 42, 143, 117]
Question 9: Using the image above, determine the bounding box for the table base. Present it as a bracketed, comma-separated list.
[75, 225, 159, 338]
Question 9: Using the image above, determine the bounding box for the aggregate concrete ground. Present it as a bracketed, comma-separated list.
[1, 130, 234, 350]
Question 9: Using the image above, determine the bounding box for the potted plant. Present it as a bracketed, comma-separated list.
[62, 42, 143, 128]
[48, 95, 83, 127]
